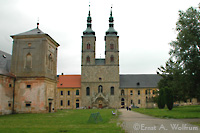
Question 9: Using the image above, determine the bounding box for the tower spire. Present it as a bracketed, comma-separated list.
[83, 4, 95, 36]
[106, 6, 118, 36]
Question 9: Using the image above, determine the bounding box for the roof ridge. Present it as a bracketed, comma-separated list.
[11, 28, 46, 37]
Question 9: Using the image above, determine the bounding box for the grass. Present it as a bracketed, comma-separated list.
[133, 105, 200, 119]
[0, 109, 124, 133]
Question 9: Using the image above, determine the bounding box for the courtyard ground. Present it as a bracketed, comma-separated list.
[119, 107, 200, 133]
[0, 109, 123, 133]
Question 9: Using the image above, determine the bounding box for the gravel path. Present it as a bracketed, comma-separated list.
[118, 109, 199, 133]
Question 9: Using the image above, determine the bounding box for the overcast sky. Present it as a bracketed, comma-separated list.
[0, 0, 199, 75]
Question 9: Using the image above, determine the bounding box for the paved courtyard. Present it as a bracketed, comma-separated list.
[118, 109, 199, 133]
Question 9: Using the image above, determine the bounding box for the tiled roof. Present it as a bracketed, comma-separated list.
[57, 75, 81, 88]
[120, 74, 162, 88]
[0, 50, 13, 76]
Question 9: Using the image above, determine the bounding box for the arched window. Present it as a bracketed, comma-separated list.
[121, 90, 124, 95]
[98, 85, 103, 93]
[110, 87, 114, 95]
[86, 56, 90, 63]
[86, 87, 90, 96]
[110, 44, 114, 50]
[121, 98, 124, 101]
[87, 43, 90, 49]
[76, 90, 79, 95]
[26, 53, 32, 68]
[110, 55, 114, 62]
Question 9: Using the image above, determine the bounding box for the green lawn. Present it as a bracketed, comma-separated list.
[133, 105, 200, 119]
[0, 109, 123, 133]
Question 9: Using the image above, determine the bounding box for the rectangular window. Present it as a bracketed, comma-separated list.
[76, 90, 79, 95]
[130, 90, 133, 95]
[138, 90, 140, 95]
[68, 91, 70, 95]
[27, 85, 31, 88]
[60, 91, 63, 96]
[67, 100, 70, 106]
[138, 99, 140, 104]
[145, 90, 147, 95]
[9, 84, 12, 88]
[86, 87, 90, 96]
[111, 87, 114, 95]
[26, 103, 31, 107]
[60, 100, 63, 106]
[153, 90, 155, 94]
[8, 103, 11, 107]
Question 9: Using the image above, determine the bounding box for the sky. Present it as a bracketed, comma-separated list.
[0, 0, 199, 75]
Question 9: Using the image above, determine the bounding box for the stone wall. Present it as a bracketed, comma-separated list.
[0, 75, 14, 115]
[14, 78, 56, 113]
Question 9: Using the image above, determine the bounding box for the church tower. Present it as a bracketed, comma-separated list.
[10, 23, 59, 113]
[105, 7, 119, 66]
[81, 6, 120, 109]
[81, 6, 96, 66]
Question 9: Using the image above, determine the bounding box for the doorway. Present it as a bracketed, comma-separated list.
[76, 103, 79, 108]
[99, 104, 102, 108]
[49, 102, 52, 112]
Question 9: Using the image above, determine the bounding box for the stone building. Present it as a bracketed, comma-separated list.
[0, 24, 59, 115]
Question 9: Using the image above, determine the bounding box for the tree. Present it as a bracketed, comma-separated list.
[165, 87, 173, 110]
[157, 88, 165, 109]
[157, 6, 200, 102]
